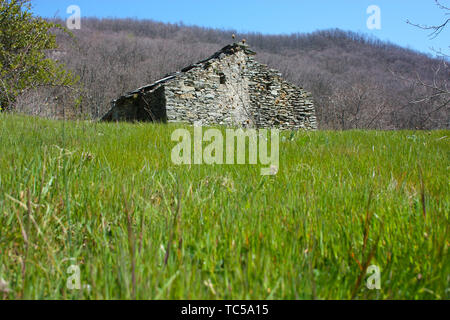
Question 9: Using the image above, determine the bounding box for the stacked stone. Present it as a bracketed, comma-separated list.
[164, 48, 252, 127]
[245, 56, 317, 130]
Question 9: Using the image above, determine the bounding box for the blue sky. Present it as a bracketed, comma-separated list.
[31, 0, 449, 56]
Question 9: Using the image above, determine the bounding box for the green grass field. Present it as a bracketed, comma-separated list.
[0, 114, 448, 300]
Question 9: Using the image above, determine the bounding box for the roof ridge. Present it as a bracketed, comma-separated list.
[115, 42, 256, 100]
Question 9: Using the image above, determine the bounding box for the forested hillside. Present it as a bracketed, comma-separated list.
[16, 18, 449, 129]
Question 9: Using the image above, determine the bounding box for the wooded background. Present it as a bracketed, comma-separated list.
[15, 18, 449, 130]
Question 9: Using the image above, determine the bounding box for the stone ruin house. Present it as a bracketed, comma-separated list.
[101, 42, 317, 130]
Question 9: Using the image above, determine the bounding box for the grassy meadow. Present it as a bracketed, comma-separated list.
[0, 114, 448, 299]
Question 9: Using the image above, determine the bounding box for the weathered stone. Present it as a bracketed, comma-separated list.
[101, 42, 317, 130]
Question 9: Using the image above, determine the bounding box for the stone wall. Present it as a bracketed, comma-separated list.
[164, 50, 252, 127]
[141, 85, 167, 122]
[246, 58, 317, 130]
[103, 83, 167, 122]
[102, 95, 142, 122]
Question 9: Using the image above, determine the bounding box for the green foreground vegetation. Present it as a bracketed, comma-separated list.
[0, 114, 448, 299]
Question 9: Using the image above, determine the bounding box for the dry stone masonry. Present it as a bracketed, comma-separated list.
[102, 42, 317, 130]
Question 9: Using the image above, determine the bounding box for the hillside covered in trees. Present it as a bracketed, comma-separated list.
[16, 18, 449, 129]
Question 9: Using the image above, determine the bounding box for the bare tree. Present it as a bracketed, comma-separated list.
[407, 0, 450, 44]
[404, 0, 449, 128]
